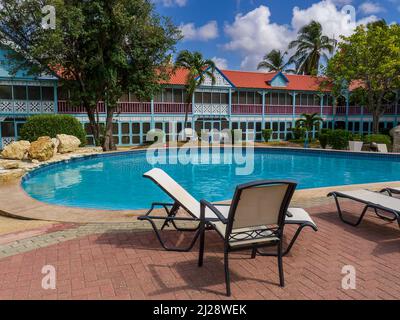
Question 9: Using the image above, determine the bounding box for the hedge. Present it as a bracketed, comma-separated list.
[20, 115, 86, 145]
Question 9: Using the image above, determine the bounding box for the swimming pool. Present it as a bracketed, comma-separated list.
[22, 148, 400, 210]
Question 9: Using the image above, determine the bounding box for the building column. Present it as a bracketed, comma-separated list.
[228, 88, 232, 129]
[291, 91, 297, 127]
[191, 93, 195, 129]
[345, 92, 350, 131]
[360, 105, 364, 135]
[320, 94, 324, 130]
[262, 91, 265, 129]
[53, 82, 58, 113]
[150, 98, 155, 129]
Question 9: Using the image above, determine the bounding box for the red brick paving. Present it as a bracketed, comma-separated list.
[0, 202, 399, 300]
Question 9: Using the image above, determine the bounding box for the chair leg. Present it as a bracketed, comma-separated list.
[333, 194, 369, 227]
[198, 222, 205, 267]
[251, 247, 257, 259]
[277, 241, 285, 287]
[224, 249, 231, 297]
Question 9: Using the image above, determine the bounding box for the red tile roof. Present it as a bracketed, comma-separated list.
[160, 68, 190, 85]
[163, 68, 331, 92]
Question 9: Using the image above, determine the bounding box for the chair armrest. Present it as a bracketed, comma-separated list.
[200, 199, 228, 224]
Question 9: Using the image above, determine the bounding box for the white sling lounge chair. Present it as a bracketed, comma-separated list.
[198, 180, 317, 296]
[139, 169, 317, 253]
[328, 190, 400, 228]
[381, 187, 400, 197]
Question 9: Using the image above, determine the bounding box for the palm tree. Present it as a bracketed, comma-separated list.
[257, 50, 295, 73]
[175, 50, 216, 130]
[289, 21, 336, 75]
[296, 113, 323, 132]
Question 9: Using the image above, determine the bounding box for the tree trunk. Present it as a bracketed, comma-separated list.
[372, 112, 379, 134]
[85, 106, 101, 146]
[102, 106, 116, 151]
[184, 102, 189, 129]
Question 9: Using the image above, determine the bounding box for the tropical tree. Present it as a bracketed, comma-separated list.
[326, 21, 400, 133]
[289, 21, 336, 75]
[175, 50, 216, 129]
[257, 49, 295, 73]
[0, 0, 180, 151]
[295, 113, 323, 132]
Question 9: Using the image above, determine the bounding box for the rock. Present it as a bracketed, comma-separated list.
[0, 160, 20, 170]
[51, 138, 60, 156]
[57, 134, 81, 154]
[28, 136, 55, 162]
[1, 140, 31, 160]
[0, 169, 25, 183]
[31, 159, 40, 164]
[392, 126, 400, 153]
[75, 147, 103, 154]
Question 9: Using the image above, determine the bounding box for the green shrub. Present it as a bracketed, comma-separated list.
[363, 134, 392, 148]
[350, 133, 363, 141]
[319, 133, 329, 149]
[328, 129, 352, 150]
[290, 127, 307, 140]
[261, 129, 273, 142]
[20, 115, 86, 145]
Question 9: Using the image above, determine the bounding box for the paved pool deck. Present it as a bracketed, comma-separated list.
[0, 200, 399, 300]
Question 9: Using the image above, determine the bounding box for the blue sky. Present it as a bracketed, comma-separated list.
[153, 0, 400, 70]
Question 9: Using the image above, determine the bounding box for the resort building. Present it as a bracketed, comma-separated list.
[0, 49, 399, 148]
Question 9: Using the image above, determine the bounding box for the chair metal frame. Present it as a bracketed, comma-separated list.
[198, 180, 298, 297]
[328, 191, 400, 228]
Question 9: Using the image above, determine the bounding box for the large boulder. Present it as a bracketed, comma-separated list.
[57, 134, 81, 154]
[1, 140, 30, 160]
[28, 136, 54, 162]
[392, 126, 400, 153]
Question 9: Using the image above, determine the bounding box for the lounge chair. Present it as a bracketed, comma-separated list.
[139, 169, 317, 254]
[328, 190, 400, 227]
[198, 180, 317, 296]
[380, 187, 400, 197]
[377, 144, 388, 153]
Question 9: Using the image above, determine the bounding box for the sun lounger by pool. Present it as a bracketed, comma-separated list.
[328, 189, 400, 228]
[377, 144, 388, 153]
[198, 180, 317, 296]
[139, 168, 317, 253]
[380, 187, 400, 196]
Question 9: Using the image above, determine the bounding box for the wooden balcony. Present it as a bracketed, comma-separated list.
[57, 100, 398, 117]
[58, 101, 188, 114]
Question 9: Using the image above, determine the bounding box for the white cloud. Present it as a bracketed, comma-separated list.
[358, 1, 386, 14]
[155, 0, 187, 7]
[180, 21, 219, 41]
[223, 0, 378, 70]
[212, 57, 228, 69]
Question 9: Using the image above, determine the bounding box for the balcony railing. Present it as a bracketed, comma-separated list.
[58, 101, 187, 114]
[154, 102, 190, 114]
[335, 105, 398, 115]
[57, 100, 399, 116]
[0, 99, 55, 114]
[232, 104, 263, 114]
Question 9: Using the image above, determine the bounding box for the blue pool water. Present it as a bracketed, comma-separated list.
[22, 148, 400, 210]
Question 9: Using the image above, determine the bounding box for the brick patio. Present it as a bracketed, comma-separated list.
[0, 201, 399, 300]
